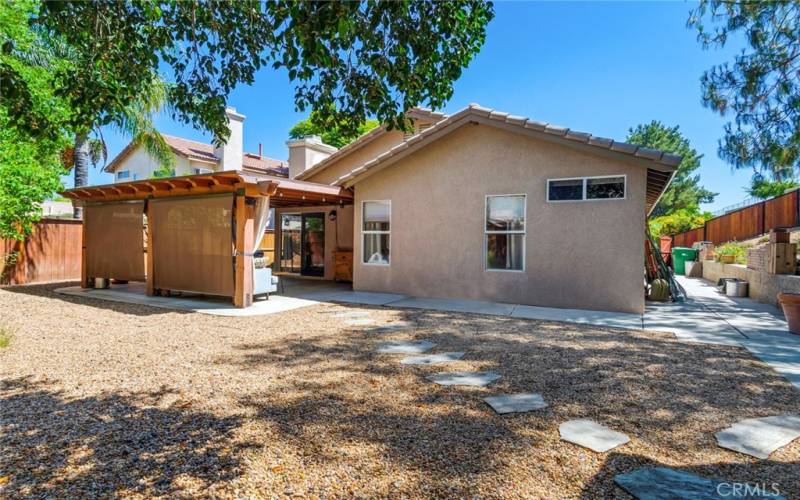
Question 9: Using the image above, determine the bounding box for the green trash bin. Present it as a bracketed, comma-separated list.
[671, 247, 698, 276]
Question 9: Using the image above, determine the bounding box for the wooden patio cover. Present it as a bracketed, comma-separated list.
[64, 171, 353, 308]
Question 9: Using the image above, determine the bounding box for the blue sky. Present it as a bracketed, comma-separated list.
[81, 1, 749, 213]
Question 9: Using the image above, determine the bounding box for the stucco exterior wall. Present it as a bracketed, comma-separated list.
[302, 130, 407, 185]
[110, 145, 217, 182]
[351, 124, 648, 313]
[274, 204, 354, 280]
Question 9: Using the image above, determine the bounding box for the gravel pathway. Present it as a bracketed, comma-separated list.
[1, 282, 800, 498]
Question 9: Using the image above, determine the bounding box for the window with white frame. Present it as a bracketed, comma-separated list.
[485, 194, 525, 271]
[117, 170, 130, 180]
[362, 201, 390, 265]
[193, 167, 212, 175]
[547, 175, 625, 201]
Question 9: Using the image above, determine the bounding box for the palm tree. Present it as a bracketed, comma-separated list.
[71, 75, 175, 218]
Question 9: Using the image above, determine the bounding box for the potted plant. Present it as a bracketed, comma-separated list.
[778, 293, 800, 335]
[715, 242, 744, 264]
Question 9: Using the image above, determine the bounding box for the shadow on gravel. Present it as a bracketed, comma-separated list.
[0, 377, 248, 497]
[2, 282, 192, 317]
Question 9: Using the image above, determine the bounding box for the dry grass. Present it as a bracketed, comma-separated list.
[1, 282, 799, 498]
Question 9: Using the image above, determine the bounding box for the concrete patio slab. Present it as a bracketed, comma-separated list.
[715, 415, 800, 459]
[400, 352, 464, 365]
[559, 419, 630, 452]
[376, 340, 436, 354]
[426, 371, 501, 387]
[512, 305, 642, 330]
[484, 393, 548, 414]
[55, 285, 318, 317]
[614, 467, 784, 500]
[388, 297, 516, 316]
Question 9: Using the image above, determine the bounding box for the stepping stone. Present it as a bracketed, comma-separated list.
[345, 318, 374, 326]
[376, 340, 436, 354]
[484, 393, 548, 414]
[614, 466, 785, 499]
[715, 414, 800, 459]
[335, 311, 370, 318]
[365, 323, 413, 333]
[426, 371, 501, 387]
[559, 419, 630, 452]
[400, 352, 464, 365]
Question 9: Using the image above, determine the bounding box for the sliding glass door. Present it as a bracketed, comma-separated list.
[280, 212, 325, 276]
[280, 214, 301, 273]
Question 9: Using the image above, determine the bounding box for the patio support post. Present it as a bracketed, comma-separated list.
[80, 203, 90, 288]
[146, 203, 155, 296]
[234, 187, 256, 308]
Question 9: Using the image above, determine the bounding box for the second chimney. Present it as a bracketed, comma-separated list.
[286, 135, 338, 179]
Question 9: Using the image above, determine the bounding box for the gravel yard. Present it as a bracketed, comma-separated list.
[1, 282, 799, 498]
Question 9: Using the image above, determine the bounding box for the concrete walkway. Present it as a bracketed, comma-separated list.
[646, 276, 800, 390]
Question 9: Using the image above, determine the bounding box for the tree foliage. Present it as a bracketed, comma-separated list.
[31, 1, 494, 142]
[648, 207, 713, 238]
[289, 110, 380, 149]
[626, 121, 717, 217]
[747, 174, 799, 200]
[0, 0, 70, 240]
[689, 1, 800, 178]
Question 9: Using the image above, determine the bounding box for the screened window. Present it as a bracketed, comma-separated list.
[363, 201, 390, 265]
[117, 170, 130, 180]
[547, 176, 626, 201]
[485, 194, 525, 271]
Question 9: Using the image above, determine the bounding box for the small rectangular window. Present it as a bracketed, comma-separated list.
[485, 194, 525, 271]
[193, 167, 212, 175]
[547, 179, 582, 201]
[363, 201, 390, 265]
[117, 170, 130, 180]
[547, 176, 626, 202]
[586, 176, 625, 199]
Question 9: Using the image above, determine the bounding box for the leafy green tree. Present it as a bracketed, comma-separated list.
[289, 111, 380, 149]
[627, 121, 717, 217]
[648, 207, 713, 238]
[747, 174, 799, 200]
[28, 1, 493, 142]
[0, 0, 70, 239]
[689, 1, 800, 178]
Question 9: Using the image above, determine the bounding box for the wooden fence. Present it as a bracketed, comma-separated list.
[670, 190, 799, 246]
[1, 219, 82, 285]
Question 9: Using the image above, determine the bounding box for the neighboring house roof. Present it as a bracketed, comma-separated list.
[333, 104, 679, 214]
[294, 107, 450, 181]
[104, 134, 289, 177]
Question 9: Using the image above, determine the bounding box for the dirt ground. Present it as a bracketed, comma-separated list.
[1, 282, 799, 498]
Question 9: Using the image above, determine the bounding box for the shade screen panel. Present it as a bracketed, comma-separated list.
[84, 202, 145, 281]
[150, 195, 234, 296]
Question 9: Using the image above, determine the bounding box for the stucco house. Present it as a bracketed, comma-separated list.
[96, 104, 677, 313]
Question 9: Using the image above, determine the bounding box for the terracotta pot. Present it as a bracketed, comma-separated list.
[778, 293, 800, 335]
[719, 254, 735, 264]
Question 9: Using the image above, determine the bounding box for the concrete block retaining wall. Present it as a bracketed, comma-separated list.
[701, 260, 800, 307]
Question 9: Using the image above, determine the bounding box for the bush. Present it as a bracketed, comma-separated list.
[0, 326, 12, 349]
[648, 208, 713, 237]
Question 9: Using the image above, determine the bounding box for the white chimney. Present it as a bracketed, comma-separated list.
[214, 107, 246, 171]
[286, 135, 338, 179]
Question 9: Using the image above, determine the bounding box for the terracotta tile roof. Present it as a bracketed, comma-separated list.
[104, 134, 288, 176]
[334, 103, 680, 214]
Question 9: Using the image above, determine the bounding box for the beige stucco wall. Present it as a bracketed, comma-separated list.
[274, 204, 354, 280]
[110, 145, 217, 182]
[301, 130, 407, 185]
[351, 124, 649, 313]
